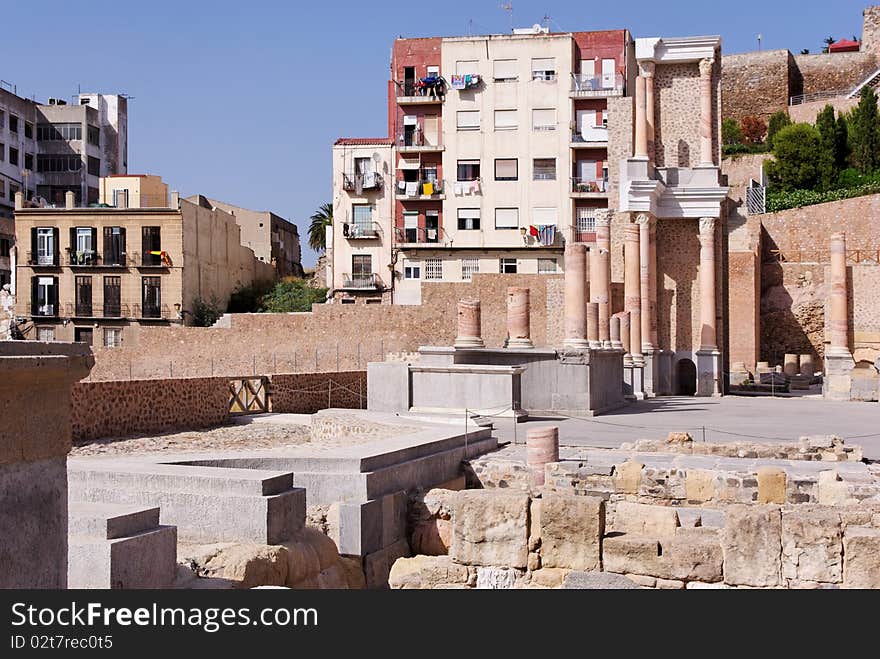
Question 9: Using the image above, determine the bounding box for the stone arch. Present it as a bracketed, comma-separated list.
[676, 358, 697, 396]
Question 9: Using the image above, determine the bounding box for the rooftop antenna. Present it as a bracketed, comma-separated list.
[757, 34, 763, 51]
[500, 2, 513, 32]
[542, 13, 551, 32]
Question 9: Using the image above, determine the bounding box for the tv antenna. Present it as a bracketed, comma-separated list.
[500, 2, 513, 32]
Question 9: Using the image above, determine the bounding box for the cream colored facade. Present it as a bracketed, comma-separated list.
[99, 174, 168, 208]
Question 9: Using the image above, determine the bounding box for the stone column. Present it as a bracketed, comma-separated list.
[698, 218, 718, 351]
[587, 303, 600, 349]
[699, 58, 715, 167]
[618, 312, 631, 363]
[624, 223, 643, 363]
[636, 214, 654, 352]
[634, 73, 648, 158]
[594, 210, 613, 347]
[454, 298, 484, 349]
[506, 287, 534, 349]
[610, 314, 623, 350]
[828, 233, 850, 355]
[642, 62, 656, 162]
[526, 427, 559, 487]
[563, 243, 589, 350]
[649, 218, 659, 348]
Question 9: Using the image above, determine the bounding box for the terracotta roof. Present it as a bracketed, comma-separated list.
[334, 137, 392, 146]
[830, 39, 860, 52]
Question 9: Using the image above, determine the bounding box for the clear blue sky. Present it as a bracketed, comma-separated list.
[5, 0, 870, 267]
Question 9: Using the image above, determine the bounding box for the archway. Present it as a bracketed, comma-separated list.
[676, 359, 697, 396]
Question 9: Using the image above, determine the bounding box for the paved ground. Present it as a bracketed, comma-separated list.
[492, 395, 880, 461]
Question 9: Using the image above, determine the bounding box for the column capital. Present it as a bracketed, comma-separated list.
[594, 209, 613, 227]
[638, 61, 655, 78]
[699, 58, 715, 78]
[699, 217, 716, 235]
[635, 213, 654, 227]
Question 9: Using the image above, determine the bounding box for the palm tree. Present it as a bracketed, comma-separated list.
[822, 36, 835, 53]
[308, 203, 333, 252]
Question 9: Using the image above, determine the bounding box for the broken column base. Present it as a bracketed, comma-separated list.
[696, 348, 722, 397]
[823, 351, 855, 401]
[624, 363, 646, 400]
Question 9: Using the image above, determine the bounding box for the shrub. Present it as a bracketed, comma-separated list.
[765, 123, 822, 192]
[227, 281, 273, 313]
[191, 296, 224, 327]
[259, 278, 328, 313]
[740, 115, 767, 144]
[767, 111, 792, 148]
[766, 181, 880, 212]
[722, 118, 743, 145]
[847, 86, 880, 173]
[722, 143, 770, 158]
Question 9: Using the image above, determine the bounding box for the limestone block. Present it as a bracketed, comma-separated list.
[686, 581, 731, 589]
[613, 501, 679, 538]
[603, 535, 661, 576]
[202, 544, 289, 589]
[337, 556, 366, 589]
[529, 568, 568, 588]
[316, 563, 349, 589]
[451, 491, 529, 568]
[624, 573, 657, 588]
[686, 469, 716, 503]
[528, 498, 542, 552]
[562, 571, 640, 589]
[476, 566, 521, 589]
[388, 555, 470, 590]
[656, 531, 724, 583]
[409, 488, 457, 556]
[818, 470, 855, 506]
[757, 467, 787, 505]
[364, 539, 411, 589]
[842, 527, 880, 589]
[666, 432, 694, 447]
[539, 494, 605, 571]
[656, 578, 685, 589]
[721, 505, 782, 587]
[613, 460, 644, 494]
[781, 508, 842, 584]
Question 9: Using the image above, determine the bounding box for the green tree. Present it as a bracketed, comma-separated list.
[815, 105, 841, 190]
[191, 296, 224, 327]
[765, 123, 822, 192]
[822, 36, 835, 53]
[848, 86, 880, 173]
[259, 278, 327, 313]
[835, 114, 849, 171]
[767, 111, 792, 149]
[722, 118, 743, 145]
[308, 203, 333, 252]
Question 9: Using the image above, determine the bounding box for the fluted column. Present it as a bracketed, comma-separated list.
[563, 243, 589, 349]
[634, 73, 648, 158]
[828, 233, 850, 355]
[642, 62, 656, 162]
[636, 214, 655, 352]
[649, 217, 659, 347]
[624, 223, 643, 363]
[698, 218, 718, 351]
[506, 287, 534, 349]
[454, 298, 484, 348]
[699, 58, 715, 167]
[594, 209, 613, 347]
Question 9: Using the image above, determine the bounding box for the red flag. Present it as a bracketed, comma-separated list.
[529, 225, 539, 237]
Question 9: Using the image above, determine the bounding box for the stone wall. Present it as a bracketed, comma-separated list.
[270, 371, 367, 414]
[789, 97, 859, 125]
[657, 219, 701, 353]
[793, 52, 878, 97]
[722, 50, 793, 122]
[654, 62, 702, 168]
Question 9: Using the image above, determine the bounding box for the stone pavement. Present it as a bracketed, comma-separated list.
[491, 396, 880, 461]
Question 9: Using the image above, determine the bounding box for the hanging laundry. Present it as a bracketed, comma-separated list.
[451, 75, 466, 90]
[538, 225, 556, 247]
[454, 182, 464, 196]
[405, 181, 419, 197]
[362, 172, 377, 189]
[422, 181, 434, 196]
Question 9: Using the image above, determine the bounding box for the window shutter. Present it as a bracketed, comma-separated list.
[456, 60, 479, 75]
[456, 111, 480, 129]
[495, 208, 519, 229]
[31, 276, 38, 313]
[493, 59, 517, 79]
[532, 207, 558, 225]
[532, 57, 555, 71]
[494, 110, 517, 129]
[103, 227, 112, 262]
[52, 228, 59, 265]
[91, 227, 98, 254]
[69, 227, 76, 253]
[50, 277, 59, 311]
[30, 227, 36, 259]
[495, 159, 518, 179]
[120, 227, 126, 256]
[532, 109, 556, 128]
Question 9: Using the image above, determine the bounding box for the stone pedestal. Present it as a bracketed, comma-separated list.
[609, 315, 623, 351]
[823, 353, 855, 401]
[642, 348, 660, 398]
[656, 350, 673, 396]
[624, 363, 646, 401]
[618, 312, 631, 364]
[505, 287, 534, 350]
[696, 349, 722, 397]
[454, 298, 484, 349]
[800, 354, 815, 379]
[526, 427, 559, 487]
[783, 354, 799, 378]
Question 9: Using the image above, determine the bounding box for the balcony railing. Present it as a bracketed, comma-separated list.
[102, 302, 129, 318]
[342, 221, 382, 239]
[134, 302, 172, 319]
[396, 133, 443, 152]
[341, 273, 383, 290]
[130, 251, 172, 267]
[571, 177, 608, 195]
[570, 73, 625, 97]
[571, 125, 609, 144]
[69, 302, 94, 318]
[394, 78, 446, 103]
[342, 172, 384, 193]
[28, 303, 57, 317]
[394, 226, 448, 246]
[26, 251, 58, 267]
[395, 178, 445, 199]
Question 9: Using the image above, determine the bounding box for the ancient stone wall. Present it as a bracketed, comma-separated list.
[654, 62, 702, 168]
[656, 219, 701, 353]
[793, 52, 878, 97]
[270, 372, 367, 414]
[721, 50, 792, 123]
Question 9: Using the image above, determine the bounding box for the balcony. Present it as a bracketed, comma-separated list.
[396, 134, 444, 154]
[395, 178, 446, 201]
[394, 226, 448, 247]
[570, 73, 625, 98]
[571, 214, 599, 243]
[571, 125, 609, 146]
[102, 302, 130, 319]
[341, 273, 383, 290]
[394, 79, 446, 105]
[342, 221, 382, 240]
[28, 303, 58, 318]
[571, 177, 608, 198]
[134, 303, 172, 320]
[65, 250, 127, 268]
[26, 251, 59, 267]
[130, 251, 172, 268]
[342, 172, 384, 194]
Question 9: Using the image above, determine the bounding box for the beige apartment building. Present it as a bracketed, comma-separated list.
[13, 177, 274, 346]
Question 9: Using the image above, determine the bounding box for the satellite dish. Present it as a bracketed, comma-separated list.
[533, 24, 542, 31]
[372, 152, 382, 163]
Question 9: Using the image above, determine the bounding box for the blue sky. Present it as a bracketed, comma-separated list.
[5, 0, 870, 266]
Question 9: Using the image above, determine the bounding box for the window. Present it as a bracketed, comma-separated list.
[0, 111, 4, 128]
[37, 123, 82, 141]
[37, 327, 55, 342]
[461, 258, 480, 281]
[532, 207, 558, 226]
[494, 109, 517, 130]
[24, 121, 33, 139]
[500, 258, 518, 274]
[341, 298, 356, 305]
[9, 148, 18, 167]
[0, 238, 9, 257]
[142, 227, 161, 265]
[495, 158, 518, 181]
[113, 188, 129, 208]
[495, 208, 519, 230]
[424, 258, 443, 281]
[32, 276, 58, 316]
[36, 155, 82, 173]
[9, 183, 19, 201]
[538, 258, 557, 274]
[75, 276, 93, 317]
[74, 327, 94, 346]
[532, 108, 557, 131]
[425, 210, 439, 243]
[87, 125, 100, 146]
[457, 208, 480, 231]
[70, 227, 97, 265]
[602, 58, 616, 89]
[351, 204, 372, 233]
[402, 212, 419, 243]
[87, 156, 100, 177]
[533, 158, 556, 181]
[9, 115, 18, 133]
[24, 153, 34, 170]
[0, 143, 4, 161]
[103, 328, 122, 348]
[531, 58, 556, 81]
[493, 59, 518, 82]
[351, 254, 372, 283]
[0, 181, 4, 199]
[353, 157, 373, 175]
[457, 160, 480, 181]
[141, 276, 162, 318]
[34, 227, 57, 266]
[456, 111, 480, 131]
[576, 208, 597, 234]
[104, 276, 121, 317]
[404, 261, 421, 280]
[456, 60, 479, 75]
[427, 65, 440, 77]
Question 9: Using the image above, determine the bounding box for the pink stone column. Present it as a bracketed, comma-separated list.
[587, 303, 600, 349]
[618, 312, 631, 363]
[698, 217, 718, 350]
[642, 62, 656, 162]
[506, 287, 534, 349]
[594, 210, 613, 347]
[699, 58, 715, 167]
[634, 74, 648, 158]
[636, 214, 655, 352]
[649, 218, 659, 347]
[526, 426, 559, 487]
[610, 314, 622, 350]
[454, 298, 484, 349]
[829, 233, 850, 355]
[624, 223, 643, 363]
[563, 243, 589, 349]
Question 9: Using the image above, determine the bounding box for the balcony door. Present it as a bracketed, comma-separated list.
[36, 228, 55, 265]
[577, 110, 597, 141]
[423, 115, 439, 147]
[352, 205, 372, 235]
[601, 58, 616, 89]
[577, 159, 597, 184]
[351, 254, 372, 285]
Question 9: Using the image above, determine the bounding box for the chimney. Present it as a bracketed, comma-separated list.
[65, 191, 75, 210]
[14, 192, 24, 210]
[170, 191, 180, 209]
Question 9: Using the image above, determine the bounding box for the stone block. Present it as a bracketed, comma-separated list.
[603, 535, 661, 576]
[721, 505, 782, 587]
[781, 508, 843, 584]
[388, 555, 469, 590]
[842, 527, 880, 589]
[613, 460, 643, 494]
[476, 566, 521, 589]
[539, 494, 605, 571]
[409, 488, 456, 556]
[756, 467, 787, 505]
[613, 501, 679, 538]
[529, 568, 568, 589]
[381, 491, 408, 549]
[562, 571, 640, 589]
[364, 539, 411, 589]
[685, 469, 716, 503]
[656, 578, 685, 589]
[818, 470, 854, 506]
[451, 491, 529, 568]
[656, 531, 723, 583]
[329, 499, 383, 557]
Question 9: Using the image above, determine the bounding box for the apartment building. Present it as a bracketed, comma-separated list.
[329, 26, 631, 303]
[13, 177, 274, 347]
